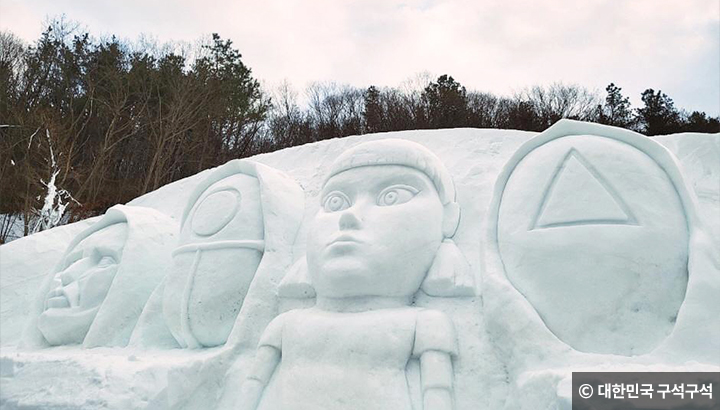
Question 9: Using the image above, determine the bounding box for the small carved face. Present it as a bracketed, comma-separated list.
[307, 165, 444, 298]
[38, 222, 127, 345]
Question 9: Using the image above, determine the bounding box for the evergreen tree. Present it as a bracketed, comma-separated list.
[364, 85, 383, 133]
[421, 75, 468, 129]
[598, 83, 633, 128]
[683, 111, 720, 133]
[193, 33, 270, 160]
[637, 89, 682, 136]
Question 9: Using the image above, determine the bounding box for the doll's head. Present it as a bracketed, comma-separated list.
[38, 223, 126, 345]
[299, 139, 473, 300]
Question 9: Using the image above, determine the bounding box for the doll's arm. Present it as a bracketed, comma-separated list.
[238, 313, 285, 410]
[238, 345, 281, 410]
[420, 350, 454, 410]
[414, 309, 458, 410]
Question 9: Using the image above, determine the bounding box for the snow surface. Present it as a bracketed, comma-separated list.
[0, 123, 718, 410]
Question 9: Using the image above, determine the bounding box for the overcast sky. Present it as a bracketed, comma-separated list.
[1, 0, 718, 115]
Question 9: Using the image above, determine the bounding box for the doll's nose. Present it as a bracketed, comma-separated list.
[60, 270, 76, 286]
[339, 211, 361, 230]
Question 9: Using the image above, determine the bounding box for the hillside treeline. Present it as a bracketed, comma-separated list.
[1, 24, 718, 242]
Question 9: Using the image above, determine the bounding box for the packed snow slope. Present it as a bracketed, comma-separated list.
[2, 128, 541, 349]
[0, 125, 718, 410]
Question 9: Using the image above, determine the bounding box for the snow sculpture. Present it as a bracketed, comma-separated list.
[21, 205, 176, 348]
[495, 126, 689, 355]
[131, 160, 305, 349]
[483, 120, 720, 408]
[239, 139, 474, 410]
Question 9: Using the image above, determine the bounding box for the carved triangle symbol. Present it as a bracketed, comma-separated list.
[529, 149, 638, 230]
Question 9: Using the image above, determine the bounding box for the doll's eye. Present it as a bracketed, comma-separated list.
[377, 185, 419, 207]
[323, 192, 351, 212]
[97, 256, 116, 268]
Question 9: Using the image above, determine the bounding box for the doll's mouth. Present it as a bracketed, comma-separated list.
[45, 284, 80, 310]
[328, 235, 364, 245]
[46, 294, 71, 309]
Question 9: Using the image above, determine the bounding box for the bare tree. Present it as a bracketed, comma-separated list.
[517, 83, 601, 127]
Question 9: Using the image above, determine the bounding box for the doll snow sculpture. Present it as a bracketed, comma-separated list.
[239, 139, 474, 410]
[21, 205, 176, 348]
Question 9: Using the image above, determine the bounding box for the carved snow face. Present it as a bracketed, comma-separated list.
[497, 135, 688, 355]
[307, 165, 444, 299]
[163, 173, 264, 347]
[38, 223, 127, 345]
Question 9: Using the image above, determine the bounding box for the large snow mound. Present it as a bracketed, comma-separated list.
[0, 123, 718, 410]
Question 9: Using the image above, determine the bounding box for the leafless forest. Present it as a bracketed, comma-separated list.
[1, 22, 718, 242]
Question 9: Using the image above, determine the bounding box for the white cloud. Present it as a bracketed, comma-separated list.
[1, 0, 717, 114]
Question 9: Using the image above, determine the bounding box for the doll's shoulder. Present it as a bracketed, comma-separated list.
[412, 308, 458, 357]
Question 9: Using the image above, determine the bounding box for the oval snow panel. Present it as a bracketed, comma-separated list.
[191, 190, 240, 236]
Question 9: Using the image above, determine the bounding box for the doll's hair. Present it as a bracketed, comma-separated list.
[326, 139, 456, 204]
